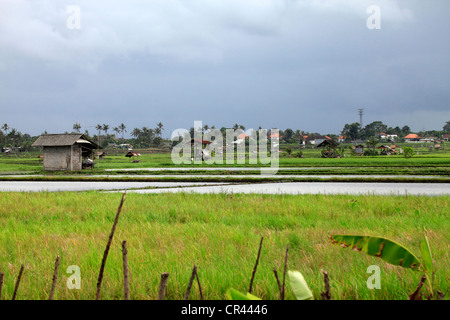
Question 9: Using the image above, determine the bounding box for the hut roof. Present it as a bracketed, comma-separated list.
[316, 139, 339, 148]
[191, 138, 211, 145]
[32, 134, 101, 149]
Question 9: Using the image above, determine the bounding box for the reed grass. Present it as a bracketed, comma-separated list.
[0, 192, 448, 300]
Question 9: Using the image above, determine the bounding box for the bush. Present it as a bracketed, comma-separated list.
[364, 149, 379, 156]
[403, 146, 414, 158]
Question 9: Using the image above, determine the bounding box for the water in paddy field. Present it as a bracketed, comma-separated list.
[0, 181, 448, 196]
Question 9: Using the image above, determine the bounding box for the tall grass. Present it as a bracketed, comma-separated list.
[0, 192, 448, 300]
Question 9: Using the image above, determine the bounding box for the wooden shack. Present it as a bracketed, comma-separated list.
[354, 144, 364, 155]
[31, 134, 101, 171]
[378, 144, 396, 155]
[317, 139, 340, 158]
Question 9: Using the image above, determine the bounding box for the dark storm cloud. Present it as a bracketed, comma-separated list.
[0, 0, 449, 136]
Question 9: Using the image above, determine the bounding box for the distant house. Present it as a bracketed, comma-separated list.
[443, 134, 449, 141]
[338, 135, 345, 142]
[419, 137, 437, 143]
[379, 133, 398, 141]
[310, 135, 331, 146]
[300, 135, 309, 146]
[404, 134, 420, 142]
[31, 134, 101, 171]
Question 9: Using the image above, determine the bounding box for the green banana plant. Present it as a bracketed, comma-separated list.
[226, 288, 261, 300]
[288, 270, 314, 300]
[330, 234, 435, 298]
[227, 270, 313, 300]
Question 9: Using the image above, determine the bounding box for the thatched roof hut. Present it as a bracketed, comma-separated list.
[32, 134, 101, 171]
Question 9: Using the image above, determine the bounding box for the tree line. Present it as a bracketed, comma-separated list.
[341, 120, 450, 142]
[1, 120, 449, 152]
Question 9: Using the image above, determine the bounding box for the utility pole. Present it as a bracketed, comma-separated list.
[358, 108, 364, 127]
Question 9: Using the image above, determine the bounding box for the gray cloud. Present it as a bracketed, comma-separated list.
[0, 0, 449, 136]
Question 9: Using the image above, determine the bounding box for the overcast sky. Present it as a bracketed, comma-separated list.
[1, 0, 449, 137]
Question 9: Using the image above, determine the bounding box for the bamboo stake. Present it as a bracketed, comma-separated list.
[48, 256, 60, 300]
[320, 270, 331, 300]
[273, 268, 282, 299]
[409, 275, 427, 300]
[249, 236, 264, 293]
[158, 273, 170, 300]
[95, 192, 126, 300]
[281, 244, 289, 300]
[12, 265, 24, 300]
[0, 272, 4, 300]
[195, 267, 203, 300]
[184, 265, 198, 300]
[122, 241, 130, 300]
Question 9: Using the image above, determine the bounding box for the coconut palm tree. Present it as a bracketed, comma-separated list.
[119, 123, 127, 141]
[131, 128, 141, 139]
[2, 123, 9, 135]
[96, 124, 102, 146]
[102, 124, 109, 137]
[73, 122, 81, 133]
[113, 127, 120, 141]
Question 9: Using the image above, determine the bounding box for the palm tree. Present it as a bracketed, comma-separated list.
[113, 127, 120, 141]
[119, 123, 127, 141]
[2, 123, 9, 135]
[73, 122, 81, 133]
[102, 124, 109, 137]
[96, 124, 102, 146]
[131, 128, 141, 139]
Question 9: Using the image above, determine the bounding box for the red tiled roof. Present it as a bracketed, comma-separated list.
[237, 133, 248, 139]
[405, 134, 419, 139]
[269, 133, 280, 138]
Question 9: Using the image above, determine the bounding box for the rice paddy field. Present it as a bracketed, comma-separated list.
[0, 145, 449, 174]
[0, 192, 448, 300]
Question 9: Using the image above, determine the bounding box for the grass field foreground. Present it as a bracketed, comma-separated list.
[0, 192, 448, 300]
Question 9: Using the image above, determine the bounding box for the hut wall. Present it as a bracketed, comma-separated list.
[72, 145, 82, 170]
[42, 145, 83, 171]
[43, 146, 71, 170]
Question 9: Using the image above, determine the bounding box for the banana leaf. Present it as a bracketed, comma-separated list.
[226, 288, 261, 300]
[420, 235, 433, 273]
[288, 271, 314, 300]
[330, 235, 421, 270]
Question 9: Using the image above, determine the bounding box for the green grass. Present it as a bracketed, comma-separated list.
[1, 147, 449, 174]
[0, 192, 448, 300]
